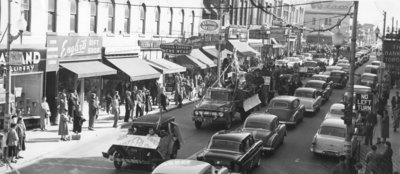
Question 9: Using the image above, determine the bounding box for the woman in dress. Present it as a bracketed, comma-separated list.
[58, 93, 69, 141]
[112, 91, 120, 128]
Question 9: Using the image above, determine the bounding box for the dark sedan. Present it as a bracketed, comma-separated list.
[304, 80, 332, 102]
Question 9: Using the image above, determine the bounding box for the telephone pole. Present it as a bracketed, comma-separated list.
[379, 11, 386, 96]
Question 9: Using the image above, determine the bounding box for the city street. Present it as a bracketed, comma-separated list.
[6, 60, 370, 174]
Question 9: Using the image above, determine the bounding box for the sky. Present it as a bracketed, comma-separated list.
[357, 0, 400, 29]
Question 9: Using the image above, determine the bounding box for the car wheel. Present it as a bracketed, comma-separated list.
[113, 151, 123, 169]
[194, 121, 202, 129]
[225, 115, 232, 129]
[170, 142, 179, 159]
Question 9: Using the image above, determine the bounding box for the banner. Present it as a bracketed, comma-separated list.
[199, 19, 220, 34]
[243, 94, 261, 112]
[115, 135, 160, 149]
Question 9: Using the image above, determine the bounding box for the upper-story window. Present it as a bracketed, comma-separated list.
[180, 9, 185, 36]
[155, 6, 161, 35]
[169, 8, 173, 35]
[21, 0, 31, 32]
[108, 0, 115, 33]
[140, 4, 146, 34]
[70, 0, 78, 32]
[89, 0, 98, 33]
[124, 3, 131, 33]
[244, 1, 247, 25]
[48, 0, 57, 32]
[190, 11, 195, 35]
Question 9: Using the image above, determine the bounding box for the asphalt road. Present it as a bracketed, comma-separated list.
[7, 56, 374, 174]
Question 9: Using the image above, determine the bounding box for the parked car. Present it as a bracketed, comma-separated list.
[311, 74, 331, 83]
[310, 118, 356, 157]
[337, 63, 350, 74]
[152, 159, 229, 174]
[301, 53, 313, 61]
[197, 131, 263, 174]
[337, 59, 349, 64]
[371, 60, 382, 67]
[324, 103, 344, 120]
[300, 61, 320, 77]
[266, 96, 305, 126]
[364, 65, 380, 75]
[360, 73, 378, 88]
[275, 59, 289, 67]
[285, 57, 302, 67]
[342, 85, 373, 104]
[304, 80, 332, 102]
[329, 70, 348, 88]
[241, 113, 286, 153]
[294, 88, 323, 113]
[321, 66, 343, 76]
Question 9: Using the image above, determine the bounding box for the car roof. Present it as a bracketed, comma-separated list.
[361, 73, 377, 77]
[366, 65, 379, 68]
[330, 103, 344, 110]
[213, 132, 250, 142]
[132, 114, 174, 125]
[271, 95, 298, 102]
[372, 60, 381, 63]
[247, 113, 276, 122]
[331, 70, 345, 73]
[321, 118, 346, 128]
[153, 159, 211, 174]
[312, 74, 329, 78]
[337, 63, 350, 66]
[354, 85, 371, 89]
[306, 80, 325, 84]
[296, 87, 317, 92]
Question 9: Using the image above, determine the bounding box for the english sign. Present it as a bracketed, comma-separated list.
[160, 43, 192, 55]
[0, 49, 45, 74]
[382, 40, 400, 64]
[355, 93, 373, 112]
[199, 19, 220, 34]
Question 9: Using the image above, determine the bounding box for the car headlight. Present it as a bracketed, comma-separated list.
[218, 112, 224, 117]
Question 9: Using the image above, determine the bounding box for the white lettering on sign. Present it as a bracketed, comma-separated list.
[0, 51, 41, 65]
[60, 39, 88, 58]
[356, 94, 373, 112]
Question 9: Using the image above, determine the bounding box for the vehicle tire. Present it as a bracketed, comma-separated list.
[170, 142, 179, 159]
[194, 121, 202, 129]
[113, 151, 123, 169]
[225, 115, 232, 129]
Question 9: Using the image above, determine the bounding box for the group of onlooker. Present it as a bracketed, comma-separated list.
[0, 115, 26, 166]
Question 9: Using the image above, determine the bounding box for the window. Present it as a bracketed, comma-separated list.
[180, 9, 184, 35]
[272, 102, 288, 109]
[239, 1, 243, 25]
[140, 4, 146, 34]
[229, 5, 233, 24]
[108, 0, 115, 33]
[70, 0, 78, 32]
[155, 6, 160, 35]
[48, 0, 56, 32]
[124, 3, 131, 33]
[325, 18, 328, 25]
[190, 11, 195, 35]
[89, 0, 98, 33]
[319, 126, 345, 138]
[168, 8, 173, 35]
[244, 1, 247, 25]
[21, 0, 31, 32]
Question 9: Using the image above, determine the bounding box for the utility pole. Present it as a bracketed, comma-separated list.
[216, 1, 224, 87]
[4, 0, 12, 132]
[379, 11, 386, 96]
[345, 1, 358, 172]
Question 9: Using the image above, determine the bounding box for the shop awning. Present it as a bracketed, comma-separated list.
[145, 59, 186, 74]
[60, 61, 117, 78]
[228, 40, 260, 56]
[107, 58, 161, 81]
[201, 47, 232, 60]
[189, 49, 217, 68]
[174, 55, 208, 69]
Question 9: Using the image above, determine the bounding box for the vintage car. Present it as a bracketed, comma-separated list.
[102, 115, 182, 170]
[284, 57, 302, 67]
[329, 70, 348, 88]
[197, 131, 263, 174]
[152, 159, 229, 174]
[266, 96, 305, 126]
[275, 59, 289, 67]
[371, 60, 382, 67]
[310, 118, 356, 157]
[294, 88, 323, 113]
[360, 73, 378, 88]
[300, 61, 320, 77]
[241, 113, 286, 153]
[301, 53, 313, 61]
[364, 65, 380, 75]
[337, 63, 350, 74]
[324, 103, 344, 120]
[342, 85, 373, 104]
[311, 74, 330, 83]
[304, 80, 332, 102]
[337, 59, 349, 64]
[321, 66, 343, 76]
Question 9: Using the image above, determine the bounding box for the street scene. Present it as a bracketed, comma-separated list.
[0, 0, 399, 174]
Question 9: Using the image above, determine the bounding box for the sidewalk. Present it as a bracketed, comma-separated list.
[0, 97, 198, 173]
[358, 89, 400, 173]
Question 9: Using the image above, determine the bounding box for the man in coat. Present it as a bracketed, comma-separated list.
[135, 90, 144, 117]
[365, 145, 381, 174]
[88, 93, 97, 131]
[124, 91, 133, 122]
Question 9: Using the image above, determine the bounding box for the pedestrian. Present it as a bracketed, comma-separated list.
[7, 123, 19, 163]
[381, 141, 393, 174]
[365, 113, 377, 145]
[15, 117, 25, 159]
[393, 104, 400, 132]
[365, 145, 380, 174]
[0, 133, 5, 167]
[106, 93, 112, 114]
[88, 93, 97, 131]
[131, 86, 138, 120]
[112, 91, 120, 128]
[381, 110, 390, 143]
[144, 87, 152, 114]
[124, 91, 133, 122]
[160, 87, 167, 112]
[136, 90, 144, 117]
[40, 97, 50, 131]
[331, 155, 348, 174]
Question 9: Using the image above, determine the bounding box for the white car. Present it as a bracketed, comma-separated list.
[371, 60, 383, 68]
[337, 59, 349, 64]
[301, 53, 313, 61]
[310, 118, 347, 157]
[294, 87, 323, 113]
[152, 159, 229, 174]
[275, 59, 289, 67]
[285, 57, 302, 67]
[324, 103, 344, 120]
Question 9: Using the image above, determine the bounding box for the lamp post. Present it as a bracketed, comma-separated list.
[332, 28, 345, 65]
[4, 0, 27, 131]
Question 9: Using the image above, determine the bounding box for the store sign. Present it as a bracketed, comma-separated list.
[226, 26, 247, 39]
[160, 43, 193, 55]
[199, 19, 220, 34]
[249, 29, 270, 39]
[382, 40, 400, 64]
[355, 93, 373, 112]
[307, 1, 353, 15]
[138, 40, 166, 49]
[386, 33, 400, 40]
[270, 27, 288, 42]
[0, 49, 45, 74]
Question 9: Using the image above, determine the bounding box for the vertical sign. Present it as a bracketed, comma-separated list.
[355, 93, 374, 112]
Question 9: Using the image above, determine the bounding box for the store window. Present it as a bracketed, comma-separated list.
[168, 8, 173, 35]
[155, 6, 160, 35]
[108, 0, 115, 33]
[180, 9, 185, 36]
[190, 11, 195, 36]
[48, 0, 57, 32]
[140, 3, 146, 34]
[21, 0, 31, 32]
[90, 0, 98, 33]
[124, 2, 131, 33]
[70, 0, 78, 32]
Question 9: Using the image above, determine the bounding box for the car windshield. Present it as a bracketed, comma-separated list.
[305, 82, 322, 89]
[361, 75, 375, 81]
[330, 108, 343, 115]
[330, 72, 342, 77]
[205, 90, 231, 101]
[295, 90, 314, 98]
[365, 67, 378, 74]
[312, 76, 327, 81]
[319, 126, 345, 138]
[244, 120, 270, 130]
[303, 62, 317, 67]
[272, 102, 288, 109]
[209, 140, 241, 152]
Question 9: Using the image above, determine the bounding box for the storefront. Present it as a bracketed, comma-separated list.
[138, 39, 165, 60]
[46, 36, 117, 124]
[200, 46, 232, 64]
[0, 47, 46, 129]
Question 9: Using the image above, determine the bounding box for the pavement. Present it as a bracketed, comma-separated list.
[0, 97, 199, 174]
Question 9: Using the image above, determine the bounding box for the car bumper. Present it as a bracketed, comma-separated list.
[305, 108, 316, 112]
[310, 147, 344, 157]
[192, 116, 226, 123]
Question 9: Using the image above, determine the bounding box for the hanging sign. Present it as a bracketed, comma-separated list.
[199, 19, 221, 34]
[382, 40, 400, 64]
[0, 49, 45, 74]
[160, 42, 193, 55]
[355, 93, 373, 112]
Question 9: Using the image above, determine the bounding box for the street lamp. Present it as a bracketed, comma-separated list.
[4, 0, 27, 132]
[332, 28, 345, 64]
